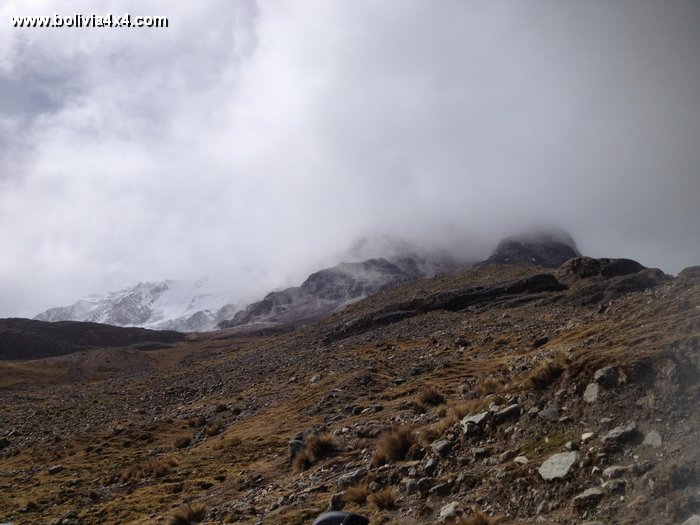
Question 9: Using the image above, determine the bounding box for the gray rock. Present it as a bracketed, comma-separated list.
[499, 450, 516, 463]
[309, 374, 321, 384]
[424, 456, 438, 475]
[601, 422, 638, 444]
[461, 412, 489, 428]
[538, 451, 579, 481]
[439, 502, 460, 521]
[48, 464, 63, 475]
[583, 383, 600, 403]
[603, 465, 629, 479]
[602, 479, 626, 494]
[538, 406, 560, 421]
[472, 447, 489, 460]
[572, 487, 605, 509]
[337, 467, 367, 488]
[288, 439, 304, 460]
[682, 515, 700, 525]
[429, 482, 453, 496]
[594, 366, 619, 388]
[418, 477, 436, 493]
[431, 440, 452, 457]
[400, 477, 419, 495]
[643, 430, 663, 447]
[514, 455, 529, 465]
[493, 404, 522, 424]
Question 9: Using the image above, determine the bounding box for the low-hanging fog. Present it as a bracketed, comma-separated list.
[1, 0, 699, 317]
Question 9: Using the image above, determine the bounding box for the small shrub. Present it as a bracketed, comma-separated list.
[369, 487, 397, 510]
[174, 436, 191, 449]
[341, 483, 369, 504]
[418, 385, 445, 406]
[372, 426, 415, 467]
[168, 502, 207, 525]
[214, 403, 228, 413]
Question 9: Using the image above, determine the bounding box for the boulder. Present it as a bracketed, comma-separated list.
[572, 488, 604, 509]
[538, 451, 579, 481]
[583, 383, 600, 403]
[594, 366, 620, 388]
[601, 422, 639, 444]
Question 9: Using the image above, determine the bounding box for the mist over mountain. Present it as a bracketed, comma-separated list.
[1, 1, 699, 318]
[34, 279, 239, 332]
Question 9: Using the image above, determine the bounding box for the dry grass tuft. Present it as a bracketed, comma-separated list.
[120, 458, 177, 482]
[449, 399, 484, 420]
[168, 502, 207, 524]
[341, 483, 369, 504]
[475, 378, 503, 396]
[215, 436, 242, 449]
[292, 433, 340, 472]
[420, 414, 457, 444]
[369, 487, 398, 510]
[523, 353, 566, 390]
[417, 385, 446, 406]
[371, 426, 415, 467]
[205, 420, 223, 436]
[174, 436, 191, 449]
[453, 508, 491, 525]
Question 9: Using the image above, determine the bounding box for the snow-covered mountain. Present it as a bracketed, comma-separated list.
[34, 280, 239, 332]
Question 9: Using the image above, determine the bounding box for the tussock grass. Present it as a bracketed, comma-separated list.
[174, 436, 191, 449]
[417, 385, 445, 406]
[523, 353, 566, 390]
[369, 487, 398, 510]
[475, 378, 503, 396]
[205, 420, 223, 436]
[119, 458, 177, 482]
[215, 436, 242, 450]
[168, 502, 207, 524]
[371, 426, 415, 467]
[341, 482, 369, 504]
[453, 508, 491, 525]
[292, 433, 340, 473]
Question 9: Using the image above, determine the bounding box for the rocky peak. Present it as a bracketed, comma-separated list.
[482, 230, 581, 268]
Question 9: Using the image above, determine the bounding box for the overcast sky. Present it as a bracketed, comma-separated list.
[1, 0, 699, 317]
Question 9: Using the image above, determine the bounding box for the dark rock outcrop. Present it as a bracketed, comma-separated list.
[325, 273, 566, 342]
[556, 256, 647, 284]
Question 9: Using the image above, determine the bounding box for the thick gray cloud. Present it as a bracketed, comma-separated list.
[1, 0, 699, 317]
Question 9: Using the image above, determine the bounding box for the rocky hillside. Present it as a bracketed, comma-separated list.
[0, 259, 698, 525]
[0, 318, 185, 361]
[220, 254, 461, 330]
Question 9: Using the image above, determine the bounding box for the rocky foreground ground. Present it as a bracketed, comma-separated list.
[0, 258, 698, 525]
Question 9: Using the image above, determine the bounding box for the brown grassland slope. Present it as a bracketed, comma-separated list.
[0, 262, 698, 525]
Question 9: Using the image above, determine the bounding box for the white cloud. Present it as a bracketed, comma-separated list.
[0, 0, 699, 317]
